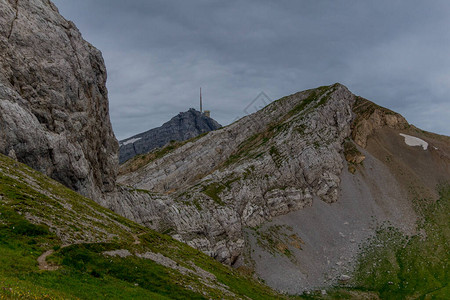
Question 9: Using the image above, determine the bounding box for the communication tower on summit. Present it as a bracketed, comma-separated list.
[200, 87, 211, 117]
[200, 87, 203, 113]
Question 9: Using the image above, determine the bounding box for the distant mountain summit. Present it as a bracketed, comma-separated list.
[119, 108, 221, 163]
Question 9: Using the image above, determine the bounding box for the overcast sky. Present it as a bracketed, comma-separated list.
[52, 0, 450, 140]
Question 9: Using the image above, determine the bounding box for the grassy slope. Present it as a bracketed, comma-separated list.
[0, 153, 284, 299]
[350, 184, 449, 299]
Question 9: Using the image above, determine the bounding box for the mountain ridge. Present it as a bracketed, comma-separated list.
[114, 83, 357, 265]
[115, 83, 449, 293]
[119, 108, 221, 163]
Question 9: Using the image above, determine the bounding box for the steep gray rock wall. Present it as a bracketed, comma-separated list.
[105, 187, 244, 264]
[247, 146, 417, 293]
[0, 0, 118, 199]
[119, 108, 221, 163]
[115, 84, 356, 264]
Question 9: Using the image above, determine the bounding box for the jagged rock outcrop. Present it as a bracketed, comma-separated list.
[119, 108, 221, 163]
[115, 84, 356, 264]
[351, 96, 409, 147]
[0, 0, 118, 199]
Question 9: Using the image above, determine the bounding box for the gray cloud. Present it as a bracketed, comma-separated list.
[52, 0, 450, 139]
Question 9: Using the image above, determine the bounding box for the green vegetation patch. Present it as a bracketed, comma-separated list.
[350, 184, 450, 299]
[55, 243, 205, 299]
[269, 145, 283, 168]
[201, 183, 227, 206]
[201, 175, 241, 206]
[119, 132, 213, 174]
[120, 132, 213, 175]
[302, 184, 450, 299]
[0, 178, 202, 299]
[139, 232, 284, 300]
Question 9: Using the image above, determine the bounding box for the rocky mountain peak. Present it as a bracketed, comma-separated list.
[114, 83, 356, 262]
[119, 108, 221, 163]
[0, 0, 118, 199]
[111, 83, 449, 293]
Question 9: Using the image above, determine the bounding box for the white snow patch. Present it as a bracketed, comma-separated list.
[122, 137, 141, 146]
[399, 134, 428, 150]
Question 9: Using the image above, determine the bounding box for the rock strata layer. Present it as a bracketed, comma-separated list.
[0, 0, 118, 199]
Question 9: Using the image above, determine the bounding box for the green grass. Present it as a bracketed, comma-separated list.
[269, 145, 282, 162]
[138, 233, 284, 300]
[298, 184, 449, 299]
[0, 198, 193, 299]
[56, 244, 203, 299]
[285, 90, 319, 119]
[119, 140, 189, 174]
[202, 183, 226, 205]
[201, 176, 242, 206]
[350, 184, 450, 299]
[0, 153, 285, 299]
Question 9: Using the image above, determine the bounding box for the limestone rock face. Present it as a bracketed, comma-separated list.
[119, 108, 221, 164]
[0, 0, 118, 199]
[116, 84, 356, 264]
[105, 187, 244, 265]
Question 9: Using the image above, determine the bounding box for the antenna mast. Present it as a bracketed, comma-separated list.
[200, 87, 203, 113]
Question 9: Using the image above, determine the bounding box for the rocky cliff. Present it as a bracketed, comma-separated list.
[115, 84, 356, 264]
[119, 108, 221, 163]
[0, 0, 118, 199]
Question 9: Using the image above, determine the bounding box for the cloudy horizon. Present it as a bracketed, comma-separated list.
[52, 0, 450, 140]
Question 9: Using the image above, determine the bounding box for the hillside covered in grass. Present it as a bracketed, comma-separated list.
[0, 153, 285, 299]
[301, 183, 450, 299]
[350, 184, 450, 298]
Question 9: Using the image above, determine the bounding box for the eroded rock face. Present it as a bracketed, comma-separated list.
[0, 0, 118, 199]
[106, 187, 244, 265]
[115, 84, 356, 264]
